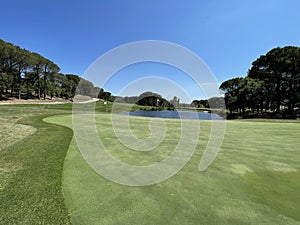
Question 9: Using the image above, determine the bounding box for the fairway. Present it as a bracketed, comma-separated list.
[43, 113, 300, 225]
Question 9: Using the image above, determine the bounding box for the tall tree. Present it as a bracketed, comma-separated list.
[248, 46, 300, 113]
[220, 77, 244, 113]
[4, 42, 19, 96]
[63, 74, 80, 99]
[14, 46, 32, 98]
[31, 52, 45, 99]
[41, 58, 60, 100]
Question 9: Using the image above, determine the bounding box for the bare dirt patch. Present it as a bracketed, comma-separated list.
[0, 97, 71, 105]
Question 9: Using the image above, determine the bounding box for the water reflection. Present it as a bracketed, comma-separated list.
[121, 110, 223, 120]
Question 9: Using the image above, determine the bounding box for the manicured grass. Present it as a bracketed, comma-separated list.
[0, 106, 73, 224]
[44, 114, 300, 225]
[1, 103, 299, 224]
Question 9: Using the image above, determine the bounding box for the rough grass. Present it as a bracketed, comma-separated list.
[0, 106, 73, 224]
[44, 114, 300, 225]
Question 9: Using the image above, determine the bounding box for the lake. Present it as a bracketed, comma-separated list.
[121, 110, 224, 120]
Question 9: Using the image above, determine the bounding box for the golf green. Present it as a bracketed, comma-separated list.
[44, 114, 300, 225]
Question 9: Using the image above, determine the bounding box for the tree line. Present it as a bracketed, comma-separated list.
[219, 46, 300, 118]
[0, 39, 113, 101]
[115, 91, 173, 108]
[3, 39, 298, 118]
[191, 97, 225, 109]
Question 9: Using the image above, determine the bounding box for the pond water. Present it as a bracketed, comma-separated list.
[121, 110, 224, 120]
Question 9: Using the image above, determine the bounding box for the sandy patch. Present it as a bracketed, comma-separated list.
[0, 118, 36, 151]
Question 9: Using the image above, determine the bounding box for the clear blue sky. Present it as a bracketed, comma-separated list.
[1, 0, 300, 102]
